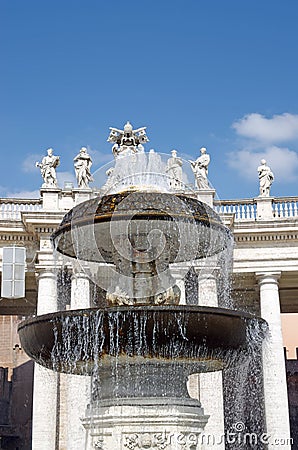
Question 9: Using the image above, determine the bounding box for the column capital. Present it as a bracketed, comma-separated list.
[36, 249, 56, 267]
[35, 267, 57, 281]
[35, 255, 57, 277]
[256, 271, 281, 286]
[71, 261, 91, 280]
[194, 265, 220, 280]
[71, 270, 90, 281]
[170, 264, 189, 280]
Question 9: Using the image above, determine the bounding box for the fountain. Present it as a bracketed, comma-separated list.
[18, 123, 268, 449]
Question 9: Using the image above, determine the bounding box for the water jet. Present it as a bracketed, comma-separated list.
[18, 123, 268, 449]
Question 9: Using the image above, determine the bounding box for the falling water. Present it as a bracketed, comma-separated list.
[103, 151, 171, 194]
[18, 144, 270, 450]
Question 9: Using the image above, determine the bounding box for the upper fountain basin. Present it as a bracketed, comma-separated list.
[52, 190, 232, 264]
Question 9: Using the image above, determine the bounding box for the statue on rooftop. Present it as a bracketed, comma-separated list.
[258, 159, 274, 197]
[166, 149, 183, 190]
[189, 147, 210, 190]
[73, 146, 94, 189]
[107, 121, 149, 158]
[35, 148, 60, 188]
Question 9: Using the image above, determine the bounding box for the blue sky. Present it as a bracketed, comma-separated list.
[1, 0, 298, 200]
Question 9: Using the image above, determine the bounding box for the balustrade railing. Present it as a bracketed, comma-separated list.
[215, 197, 298, 221]
[214, 199, 257, 221]
[272, 197, 298, 218]
[0, 199, 42, 220]
[0, 196, 297, 222]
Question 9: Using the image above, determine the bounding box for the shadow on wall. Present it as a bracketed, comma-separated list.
[0, 360, 33, 450]
[287, 359, 298, 450]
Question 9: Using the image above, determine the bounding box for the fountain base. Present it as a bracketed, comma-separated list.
[82, 396, 209, 450]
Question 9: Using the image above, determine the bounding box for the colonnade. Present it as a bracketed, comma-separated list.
[176, 264, 291, 448]
[257, 272, 291, 448]
[32, 249, 91, 450]
[32, 255, 59, 450]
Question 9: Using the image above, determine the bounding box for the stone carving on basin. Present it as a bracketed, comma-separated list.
[18, 123, 268, 450]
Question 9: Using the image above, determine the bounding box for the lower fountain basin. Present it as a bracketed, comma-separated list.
[18, 306, 267, 375]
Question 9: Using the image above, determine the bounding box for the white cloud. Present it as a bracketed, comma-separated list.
[57, 171, 76, 189]
[87, 147, 113, 167]
[0, 183, 40, 199]
[227, 146, 298, 183]
[22, 153, 43, 173]
[232, 113, 298, 144]
[5, 189, 40, 199]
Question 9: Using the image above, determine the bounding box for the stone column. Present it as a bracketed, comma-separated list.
[32, 255, 58, 450]
[36, 269, 57, 316]
[256, 272, 291, 447]
[170, 264, 186, 305]
[197, 266, 218, 307]
[195, 265, 225, 449]
[67, 266, 91, 450]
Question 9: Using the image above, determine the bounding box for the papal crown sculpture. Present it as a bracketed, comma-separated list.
[107, 120, 149, 158]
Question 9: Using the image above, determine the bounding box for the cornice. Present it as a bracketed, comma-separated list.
[0, 233, 35, 242]
[234, 232, 298, 243]
[21, 210, 64, 234]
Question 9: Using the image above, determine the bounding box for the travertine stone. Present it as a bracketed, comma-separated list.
[82, 399, 209, 450]
[257, 272, 291, 448]
[195, 265, 225, 450]
[40, 188, 61, 211]
[170, 264, 187, 305]
[166, 150, 183, 190]
[197, 189, 216, 208]
[256, 196, 274, 220]
[32, 259, 58, 450]
[257, 159, 274, 197]
[67, 267, 91, 450]
[189, 147, 211, 190]
[74, 147, 94, 189]
[73, 188, 93, 206]
[36, 148, 60, 188]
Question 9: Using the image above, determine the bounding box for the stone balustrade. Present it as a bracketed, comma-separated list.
[215, 196, 298, 221]
[272, 197, 298, 218]
[214, 199, 257, 220]
[0, 199, 42, 220]
[1, 195, 298, 223]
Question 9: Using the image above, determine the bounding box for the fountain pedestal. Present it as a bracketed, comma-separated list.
[83, 398, 208, 450]
[83, 362, 209, 449]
